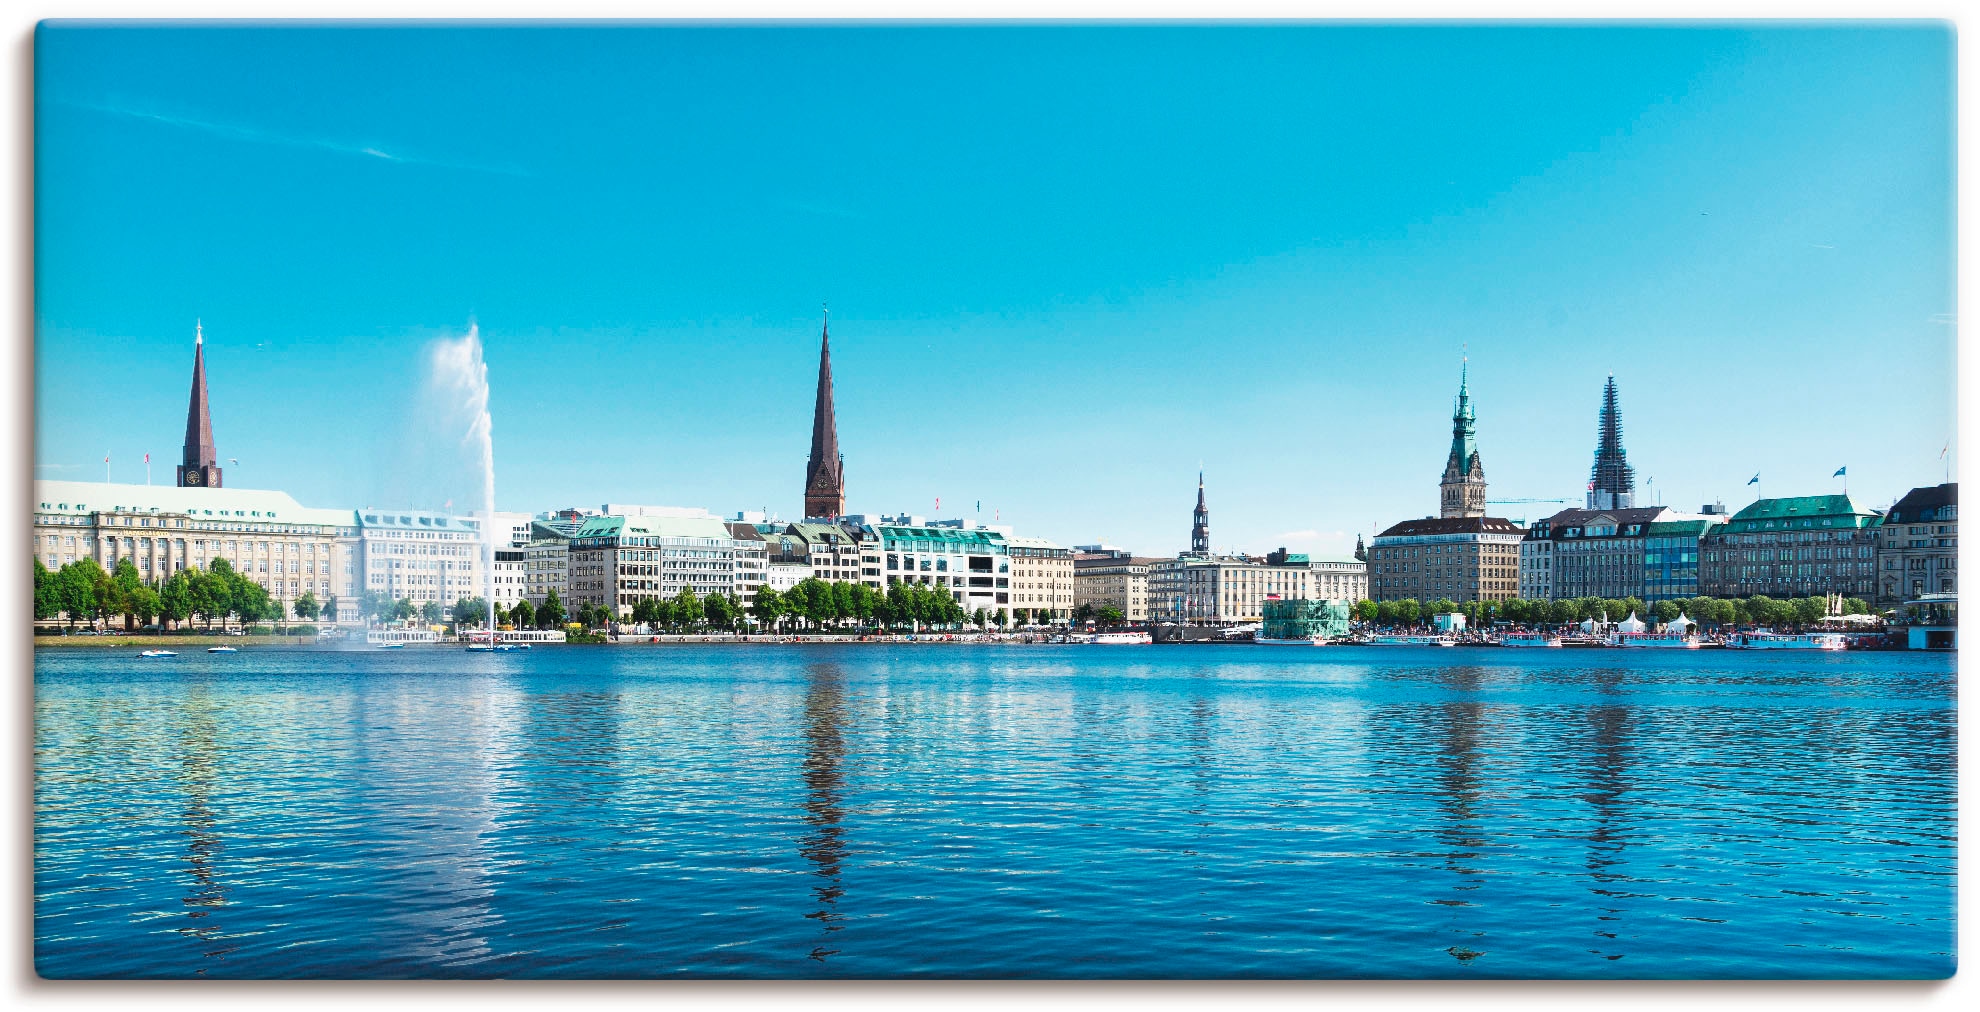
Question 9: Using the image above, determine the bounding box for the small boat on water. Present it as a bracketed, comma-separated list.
[1089, 631, 1153, 645]
[138, 650, 177, 658]
[375, 642, 405, 650]
[1501, 634, 1563, 648]
[1255, 635, 1327, 646]
[494, 643, 530, 652]
[207, 646, 238, 654]
[465, 643, 495, 652]
[1611, 630, 1700, 649]
[1368, 634, 1457, 647]
[1725, 630, 1847, 651]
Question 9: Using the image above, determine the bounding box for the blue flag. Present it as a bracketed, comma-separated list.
[1833, 466, 1847, 477]
[1748, 473, 1760, 485]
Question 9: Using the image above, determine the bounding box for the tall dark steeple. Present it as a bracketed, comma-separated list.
[1586, 374, 1635, 509]
[175, 321, 222, 488]
[1439, 359, 1485, 518]
[1189, 472, 1210, 556]
[803, 308, 845, 519]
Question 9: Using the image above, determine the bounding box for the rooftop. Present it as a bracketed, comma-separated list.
[35, 479, 356, 528]
[1374, 515, 1525, 538]
[1888, 483, 1958, 524]
[1728, 494, 1879, 523]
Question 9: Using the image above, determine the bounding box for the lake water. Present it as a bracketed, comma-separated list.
[33, 644, 1956, 979]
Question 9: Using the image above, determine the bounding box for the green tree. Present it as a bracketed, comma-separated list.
[1792, 596, 1826, 627]
[419, 600, 443, 624]
[1395, 598, 1422, 627]
[1353, 598, 1379, 624]
[1843, 597, 1870, 616]
[110, 558, 144, 630]
[508, 597, 535, 630]
[129, 585, 161, 628]
[236, 580, 274, 627]
[293, 590, 321, 622]
[752, 585, 784, 631]
[393, 597, 416, 622]
[537, 588, 565, 629]
[1375, 600, 1397, 625]
[1073, 602, 1095, 625]
[852, 583, 877, 627]
[670, 588, 703, 630]
[453, 597, 489, 628]
[1652, 599, 1682, 624]
[704, 592, 735, 631]
[158, 570, 192, 630]
[1097, 605, 1125, 627]
[831, 581, 856, 630]
[888, 582, 914, 630]
[33, 560, 58, 622]
[321, 594, 339, 625]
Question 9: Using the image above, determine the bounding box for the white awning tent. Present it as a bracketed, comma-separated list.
[1578, 616, 1599, 634]
[1667, 611, 1697, 632]
[1616, 612, 1648, 634]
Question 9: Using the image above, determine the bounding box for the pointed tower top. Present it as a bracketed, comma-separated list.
[803, 310, 845, 518]
[196, 319, 203, 346]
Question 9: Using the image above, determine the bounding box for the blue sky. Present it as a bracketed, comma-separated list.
[35, 23, 1955, 556]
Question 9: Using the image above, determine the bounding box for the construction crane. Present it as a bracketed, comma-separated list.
[1487, 497, 1569, 505]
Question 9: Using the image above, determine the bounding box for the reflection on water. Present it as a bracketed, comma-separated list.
[798, 663, 851, 962]
[32, 646, 1957, 979]
[173, 682, 231, 969]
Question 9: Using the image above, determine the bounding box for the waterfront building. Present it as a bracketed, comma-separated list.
[726, 523, 768, 602]
[175, 323, 224, 489]
[874, 521, 1011, 620]
[1526, 506, 1679, 601]
[1518, 535, 1553, 601]
[533, 507, 596, 538]
[356, 508, 491, 615]
[491, 510, 535, 549]
[763, 561, 811, 593]
[803, 313, 847, 519]
[1367, 516, 1525, 603]
[1439, 363, 1487, 519]
[1073, 550, 1160, 622]
[1265, 548, 1369, 602]
[1005, 535, 1075, 621]
[783, 522, 873, 586]
[567, 513, 739, 618]
[34, 479, 361, 622]
[1147, 553, 1336, 625]
[1585, 375, 1636, 510]
[1642, 517, 1724, 601]
[521, 521, 570, 607]
[1877, 483, 1958, 602]
[492, 549, 527, 610]
[1699, 495, 1882, 599]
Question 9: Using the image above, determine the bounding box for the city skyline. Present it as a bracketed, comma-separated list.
[34, 24, 1956, 555]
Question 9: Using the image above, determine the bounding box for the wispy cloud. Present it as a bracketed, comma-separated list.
[1811, 242, 1836, 250]
[63, 100, 530, 178]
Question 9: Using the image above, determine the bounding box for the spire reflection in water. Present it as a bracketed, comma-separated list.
[797, 663, 852, 962]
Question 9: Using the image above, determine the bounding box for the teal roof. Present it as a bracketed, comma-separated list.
[574, 514, 734, 542]
[1645, 518, 1724, 537]
[876, 524, 1007, 550]
[1727, 494, 1881, 531]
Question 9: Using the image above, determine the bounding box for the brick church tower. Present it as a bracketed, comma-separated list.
[176, 322, 223, 488]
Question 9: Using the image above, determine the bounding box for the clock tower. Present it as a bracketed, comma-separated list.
[175, 322, 223, 489]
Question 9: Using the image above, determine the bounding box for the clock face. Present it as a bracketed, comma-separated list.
[184, 471, 203, 486]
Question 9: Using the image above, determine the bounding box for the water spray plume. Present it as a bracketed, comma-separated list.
[430, 325, 497, 644]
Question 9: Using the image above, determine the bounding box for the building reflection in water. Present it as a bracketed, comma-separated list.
[172, 682, 232, 969]
[1581, 667, 1634, 963]
[1427, 665, 1488, 964]
[798, 663, 852, 962]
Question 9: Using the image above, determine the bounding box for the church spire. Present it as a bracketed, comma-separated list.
[803, 306, 845, 518]
[1586, 374, 1635, 509]
[1189, 472, 1210, 556]
[1439, 356, 1485, 518]
[176, 320, 222, 488]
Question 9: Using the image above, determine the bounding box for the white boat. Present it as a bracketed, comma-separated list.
[1255, 635, 1326, 646]
[206, 646, 238, 654]
[1726, 630, 1847, 651]
[1611, 630, 1699, 649]
[374, 642, 405, 650]
[1089, 631, 1152, 645]
[138, 650, 177, 658]
[465, 643, 495, 652]
[1501, 634, 1563, 648]
[1368, 635, 1457, 647]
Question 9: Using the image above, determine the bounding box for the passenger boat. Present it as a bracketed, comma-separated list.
[1089, 631, 1153, 645]
[1725, 630, 1847, 651]
[1501, 634, 1563, 648]
[206, 646, 238, 654]
[138, 650, 177, 658]
[1368, 634, 1456, 647]
[1255, 635, 1326, 646]
[1611, 629, 1699, 649]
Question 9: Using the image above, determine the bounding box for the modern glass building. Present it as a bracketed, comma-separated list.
[1260, 598, 1352, 641]
[1641, 518, 1723, 601]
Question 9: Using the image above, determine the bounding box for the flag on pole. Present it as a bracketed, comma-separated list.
[1941, 440, 1951, 459]
[144, 453, 149, 463]
[1833, 466, 1846, 477]
[1747, 473, 1760, 485]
